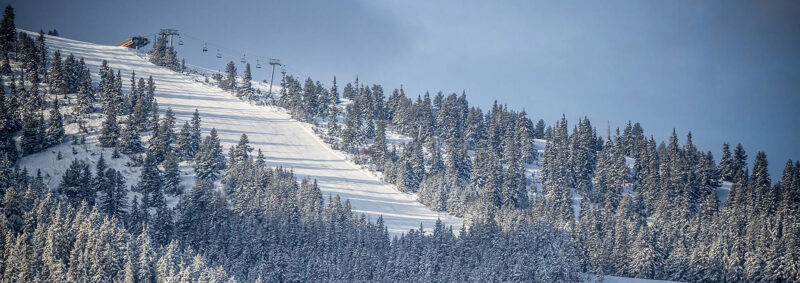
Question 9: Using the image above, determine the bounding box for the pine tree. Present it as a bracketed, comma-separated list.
[224, 61, 237, 92]
[327, 104, 340, 137]
[156, 107, 177, 158]
[164, 46, 180, 72]
[99, 110, 120, 147]
[0, 52, 10, 75]
[372, 119, 387, 166]
[119, 115, 144, 154]
[719, 143, 734, 182]
[132, 78, 149, 131]
[0, 5, 15, 53]
[194, 128, 225, 182]
[45, 98, 64, 147]
[75, 68, 93, 131]
[136, 152, 163, 208]
[94, 152, 108, 188]
[516, 111, 534, 163]
[233, 133, 253, 163]
[471, 141, 502, 208]
[240, 63, 253, 98]
[535, 119, 546, 139]
[99, 168, 129, 220]
[176, 121, 191, 159]
[733, 143, 748, 179]
[255, 148, 266, 166]
[59, 159, 93, 206]
[137, 226, 156, 283]
[149, 34, 167, 66]
[150, 202, 173, 246]
[163, 152, 182, 196]
[188, 109, 202, 158]
[0, 86, 16, 163]
[128, 196, 147, 235]
[49, 50, 69, 97]
[20, 106, 44, 155]
[501, 128, 528, 209]
[751, 152, 771, 212]
[330, 76, 340, 105]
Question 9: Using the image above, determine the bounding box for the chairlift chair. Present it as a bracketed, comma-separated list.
[178, 36, 184, 45]
[256, 59, 262, 68]
[240, 54, 246, 64]
[216, 49, 222, 59]
[202, 43, 208, 53]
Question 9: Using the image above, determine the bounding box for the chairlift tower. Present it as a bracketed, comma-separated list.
[159, 29, 180, 48]
[267, 59, 282, 97]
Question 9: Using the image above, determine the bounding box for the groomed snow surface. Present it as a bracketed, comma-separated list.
[23, 33, 461, 235]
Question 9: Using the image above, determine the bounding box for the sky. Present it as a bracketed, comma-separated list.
[9, 0, 800, 179]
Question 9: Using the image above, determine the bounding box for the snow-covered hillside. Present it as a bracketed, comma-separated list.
[20, 32, 461, 235]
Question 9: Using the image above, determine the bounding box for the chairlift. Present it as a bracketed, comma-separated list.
[216, 49, 222, 59]
[178, 36, 184, 45]
[256, 59, 262, 68]
[240, 54, 246, 64]
[202, 43, 208, 53]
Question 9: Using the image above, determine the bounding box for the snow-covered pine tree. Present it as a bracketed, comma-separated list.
[149, 35, 167, 66]
[99, 168, 128, 220]
[45, 98, 64, 146]
[175, 121, 191, 159]
[501, 127, 528, 209]
[372, 119, 387, 167]
[163, 151, 182, 196]
[224, 61, 237, 92]
[733, 143, 748, 180]
[136, 152, 163, 208]
[716, 143, 732, 184]
[99, 109, 120, 147]
[75, 70, 93, 132]
[150, 201, 173, 246]
[240, 63, 252, 98]
[0, 5, 15, 53]
[164, 46, 180, 72]
[194, 128, 225, 182]
[19, 101, 43, 155]
[154, 107, 176, 159]
[327, 103, 340, 138]
[119, 115, 144, 154]
[330, 76, 339, 105]
[64, 53, 78, 93]
[49, 50, 68, 97]
[187, 109, 202, 158]
[471, 141, 502, 208]
[516, 111, 534, 164]
[93, 152, 108, 190]
[233, 133, 253, 163]
[0, 87, 17, 163]
[59, 159, 93, 206]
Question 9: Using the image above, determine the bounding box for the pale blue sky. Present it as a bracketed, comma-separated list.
[10, 0, 800, 179]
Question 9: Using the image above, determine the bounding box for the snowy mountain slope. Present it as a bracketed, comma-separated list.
[24, 32, 461, 234]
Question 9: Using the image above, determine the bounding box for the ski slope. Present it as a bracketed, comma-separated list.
[35, 32, 462, 235]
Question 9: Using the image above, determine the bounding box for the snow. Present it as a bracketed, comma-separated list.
[25, 31, 461, 235]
